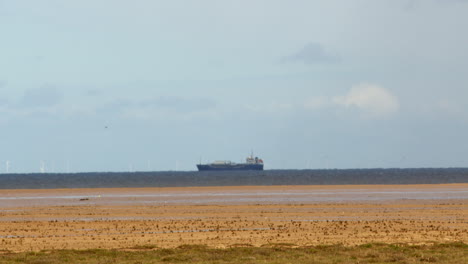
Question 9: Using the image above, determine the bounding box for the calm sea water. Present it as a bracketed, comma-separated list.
[0, 168, 467, 189]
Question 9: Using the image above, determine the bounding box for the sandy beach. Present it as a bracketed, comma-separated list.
[0, 184, 467, 252]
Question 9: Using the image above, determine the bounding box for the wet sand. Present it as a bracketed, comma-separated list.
[0, 184, 467, 252]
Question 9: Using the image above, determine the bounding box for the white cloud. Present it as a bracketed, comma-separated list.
[333, 83, 399, 117]
[244, 101, 294, 113]
[303, 96, 331, 109]
[282, 43, 339, 64]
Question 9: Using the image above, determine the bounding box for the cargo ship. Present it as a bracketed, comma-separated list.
[197, 154, 264, 171]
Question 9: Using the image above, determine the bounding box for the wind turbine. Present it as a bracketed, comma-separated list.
[6, 161, 10, 173]
[40, 161, 46, 173]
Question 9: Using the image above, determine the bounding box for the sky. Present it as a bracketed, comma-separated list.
[1, 0, 468, 172]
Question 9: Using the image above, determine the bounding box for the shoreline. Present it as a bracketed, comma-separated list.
[1, 183, 467, 208]
[1, 182, 467, 191]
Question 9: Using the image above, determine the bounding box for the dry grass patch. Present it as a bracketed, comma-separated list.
[0, 242, 466, 264]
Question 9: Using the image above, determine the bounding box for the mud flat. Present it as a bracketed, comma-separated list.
[0, 184, 466, 252]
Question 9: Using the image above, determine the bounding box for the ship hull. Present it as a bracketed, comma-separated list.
[197, 164, 263, 171]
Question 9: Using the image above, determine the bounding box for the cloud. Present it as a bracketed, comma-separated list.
[303, 96, 331, 109]
[96, 99, 133, 116]
[333, 83, 399, 117]
[249, 84, 399, 119]
[97, 96, 217, 121]
[140, 96, 216, 113]
[282, 43, 339, 64]
[244, 101, 294, 114]
[19, 86, 63, 108]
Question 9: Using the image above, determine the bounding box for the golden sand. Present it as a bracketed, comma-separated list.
[0, 184, 466, 252]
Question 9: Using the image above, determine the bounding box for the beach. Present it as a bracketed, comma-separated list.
[0, 184, 467, 252]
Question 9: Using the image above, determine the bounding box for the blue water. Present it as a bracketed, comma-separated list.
[0, 168, 467, 189]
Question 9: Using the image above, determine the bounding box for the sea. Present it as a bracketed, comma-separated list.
[0, 168, 467, 189]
